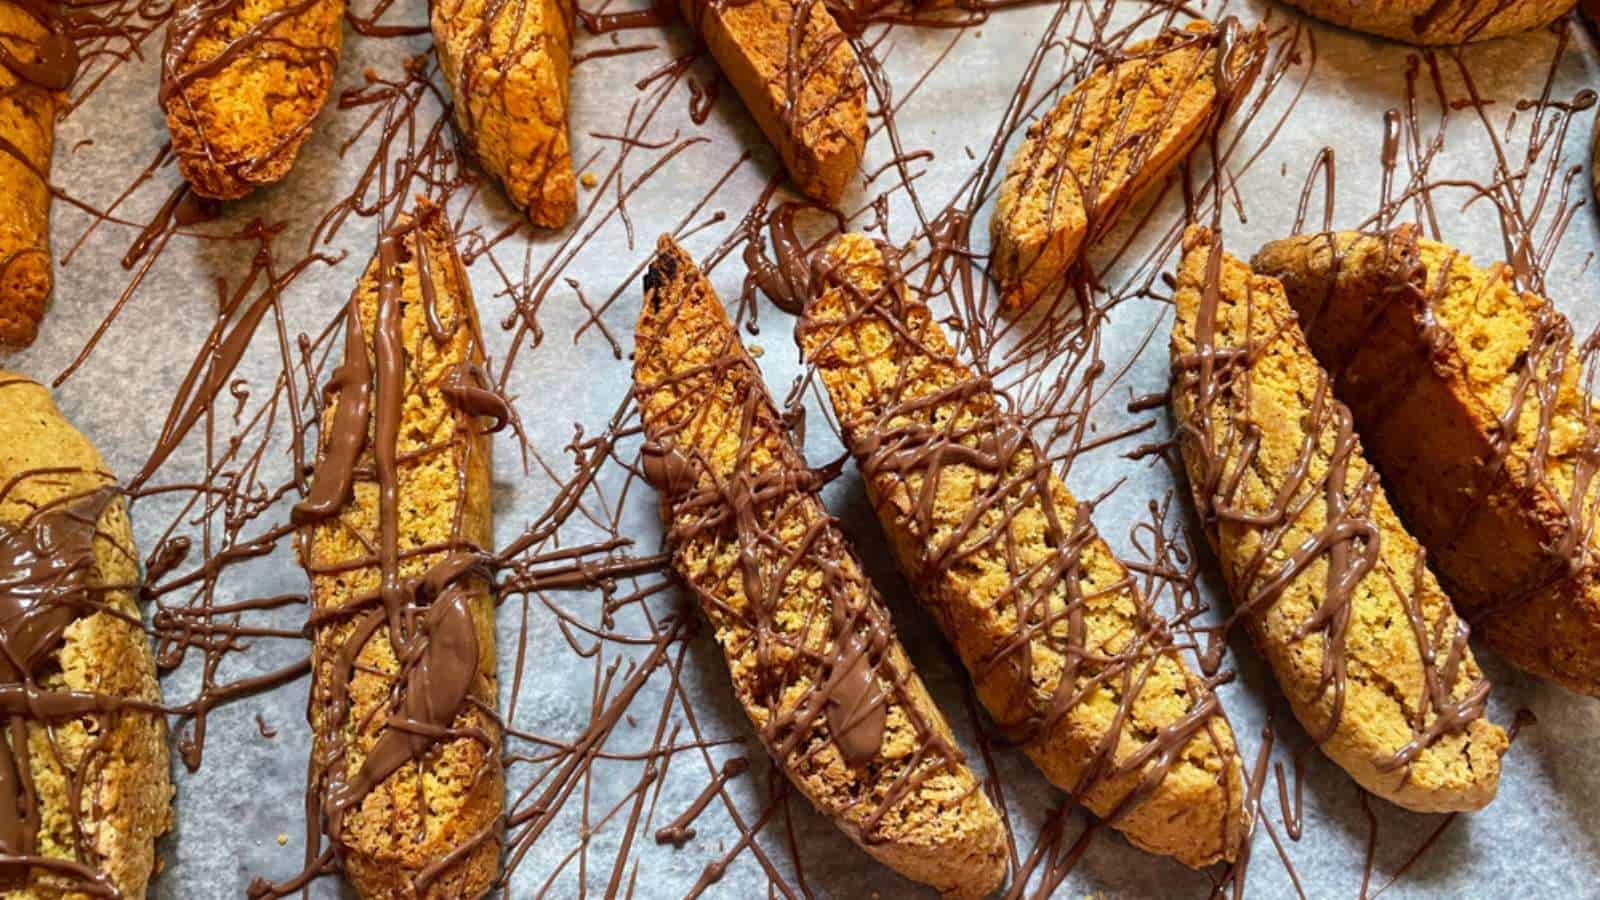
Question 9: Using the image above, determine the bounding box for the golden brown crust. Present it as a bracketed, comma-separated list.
[160, 0, 345, 199]
[0, 372, 174, 899]
[1273, 0, 1573, 44]
[683, 0, 866, 204]
[990, 20, 1262, 309]
[634, 235, 1006, 900]
[1170, 227, 1506, 814]
[1254, 228, 1600, 696]
[299, 209, 502, 899]
[799, 233, 1248, 868]
[432, 0, 577, 229]
[0, 1, 58, 348]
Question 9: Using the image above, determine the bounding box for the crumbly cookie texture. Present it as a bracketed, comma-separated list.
[0, 1, 58, 348]
[1255, 228, 1600, 696]
[1170, 227, 1507, 813]
[0, 373, 174, 899]
[299, 210, 502, 898]
[990, 19, 1263, 309]
[432, 0, 576, 228]
[1273, 0, 1572, 44]
[681, 0, 865, 204]
[634, 235, 1006, 900]
[799, 233, 1247, 868]
[161, 0, 345, 199]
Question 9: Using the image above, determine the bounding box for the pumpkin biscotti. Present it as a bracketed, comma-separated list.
[161, 0, 344, 199]
[1170, 226, 1506, 813]
[798, 233, 1247, 867]
[0, 0, 68, 348]
[1254, 227, 1600, 696]
[681, 0, 865, 204]
[295, 204, 503, 898]
[990, 19, 1264, 309]
[432, 0, 577, 228]
[1272, 0, 1572, 45]
[634, 235, 1006, 899]
[0, 373, 174, 897]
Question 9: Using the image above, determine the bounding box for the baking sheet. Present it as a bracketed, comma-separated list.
[7, 0, 1600, 896]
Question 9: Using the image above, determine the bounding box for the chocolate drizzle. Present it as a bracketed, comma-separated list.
[16, 0, 1594, 894]
[278, 205, 507, 897]
[1170, 227, 1494, 773]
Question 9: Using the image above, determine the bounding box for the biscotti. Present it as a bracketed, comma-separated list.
[161, 0, 344, 199]
[681, 0, 865, 204]
[1170, 226, 1507, 813]
[990, 19, 1263, 309]
[0, 0, 67, 348]
[295, 204, 504, 898]
[799, 233, 1247, 867]
[432, 0, 577, 228]
[634, 234, 1006, 899]
[1254, 227, 1600, 696]
[1273, 0, 1572, 44]
[0, 372, 174, 897]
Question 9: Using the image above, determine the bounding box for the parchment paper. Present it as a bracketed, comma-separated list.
[7, 0, 1600, 896]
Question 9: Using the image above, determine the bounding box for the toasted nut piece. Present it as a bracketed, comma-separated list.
[1255, 227, 1600, 696]
[682, 0, 866, 204]
[0, 0, 63, 348]
[0, 372, 174, 897]
[298, 205, 503, 898]
[634, 235, 1006, 900]
[1170, 226, 1506, 813]
[990, 19, 1263, 309]
[432, 0, 577, 228]
[161, 0, 344, 199]
[1274, 0, 1572, 44]
[799, 233, 1248, 867]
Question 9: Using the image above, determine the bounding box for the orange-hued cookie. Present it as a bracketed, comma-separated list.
[681, 0, 865, 204]
[1255, 228, 1600, 696]
[799, 233, 1248, 868]
[296, 204, 503, 898]
[990, 19, 1263, 309]
[634, 235, 1006, 899]
[432, 0, 577, 228]
[1170, 226, 1506, 813]
[0, 373, 174, 897]
[0, 0, 67, 348]
[161, 0, 344, 199]
[1273, 0, 1572, 44]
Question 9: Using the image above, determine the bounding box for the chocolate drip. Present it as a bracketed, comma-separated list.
[0, 486, 142, 892]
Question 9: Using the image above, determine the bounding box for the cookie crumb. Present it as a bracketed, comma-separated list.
[749, 345, 764, 358]
[581, 172, 598, 189]
[277, 833, 289, 846]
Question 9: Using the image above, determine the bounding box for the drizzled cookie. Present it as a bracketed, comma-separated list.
[0, 373, 174, 897]
[681, 0, 866, 204]
[1169, 226, 1507, 813]
[161, 0, 344, 199]
[1255, 227, 1600, 696]
[0, 0, 74, 347]
[633, 234, 1007, 899]
[1272, 0, 1573, 45]
[432, 0, 577, 228]
[293, 203, 506, 898]
[990, 18, 1263, 309]
[798, 232, 1248, 867]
